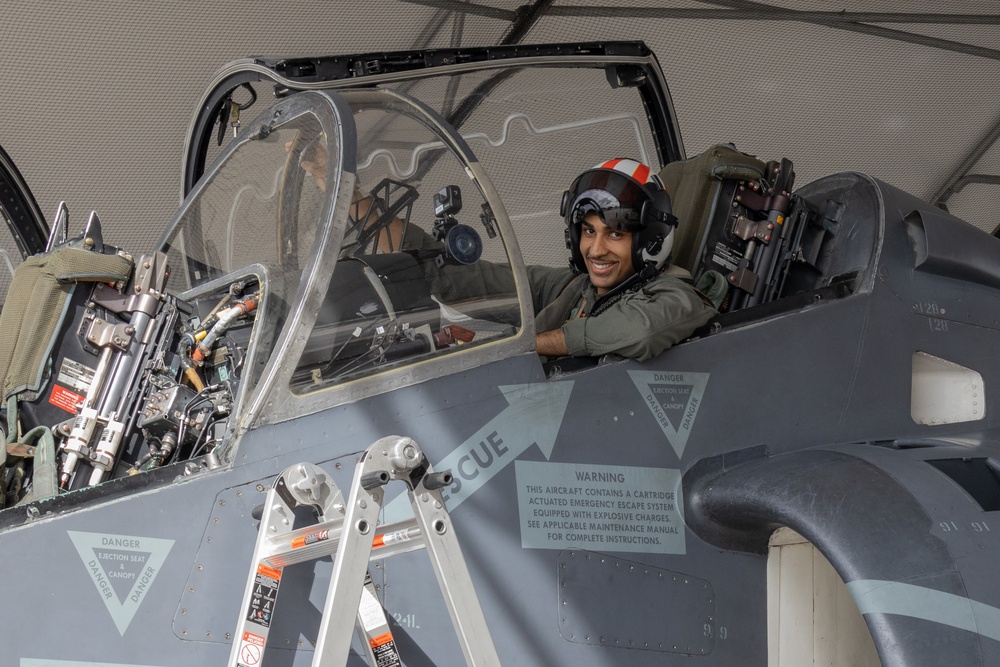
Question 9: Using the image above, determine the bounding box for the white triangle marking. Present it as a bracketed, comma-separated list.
[68, 531, 175, 636]
[628, 371, 710, 458]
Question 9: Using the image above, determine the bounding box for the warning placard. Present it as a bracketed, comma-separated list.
[246, 564, 281, 628]
[628, 371, 710, 458]
[237, 631, 265, 667]
[68, 531, 174, 636]
[369, 631, 402, 667]
[49, 384, 83, 414]
[516, 461, 685, 554]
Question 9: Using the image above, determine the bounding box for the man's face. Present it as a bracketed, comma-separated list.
[579, 213, 634, 296]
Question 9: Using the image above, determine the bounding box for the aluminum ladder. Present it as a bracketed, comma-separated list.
[229, 435, 501, 667]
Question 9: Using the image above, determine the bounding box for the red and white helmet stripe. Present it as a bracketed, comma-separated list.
[593, 158, 662, 189]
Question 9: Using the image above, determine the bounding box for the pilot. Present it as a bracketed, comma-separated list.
[528, 158, 717, 360]
[426, 159, 716, 360]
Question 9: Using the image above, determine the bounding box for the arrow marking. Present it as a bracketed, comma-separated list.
[383, 381, 573, 523]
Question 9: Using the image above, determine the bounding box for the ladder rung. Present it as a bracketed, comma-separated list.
[263, 517, 425, 568]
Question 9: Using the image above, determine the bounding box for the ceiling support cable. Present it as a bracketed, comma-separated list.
[402, 0, 1000, 61]
[440, 10, 468, 117]
[398, 0, 554, 43]
[698, 0, 1000, 63]
[931, 116, 1000, 213]
[398, 0, 515, 21]
[548, 6, 1000, 25]
[498, 0, 555, 45]
[404, 0, 555, 184]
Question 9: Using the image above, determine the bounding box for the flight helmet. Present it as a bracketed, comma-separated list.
[561, 158, 677, 279]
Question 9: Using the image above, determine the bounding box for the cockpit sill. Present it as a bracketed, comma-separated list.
[0, 452, 220, 532]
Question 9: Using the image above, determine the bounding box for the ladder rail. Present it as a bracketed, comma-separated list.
[230, 436, 502, 667]
[229, 462, 342, 667]
[407, 475, 502, 667]
[312, 449, 386, 666]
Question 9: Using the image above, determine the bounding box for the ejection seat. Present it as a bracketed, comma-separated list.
[658, 144, 767, 277]
[660, 144, 877, 319]
[659, 144, 806, 313]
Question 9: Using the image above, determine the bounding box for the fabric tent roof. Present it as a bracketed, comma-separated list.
[1, 0, 998, 253]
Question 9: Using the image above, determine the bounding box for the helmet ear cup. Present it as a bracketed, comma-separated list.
[639, 228, 674, 275]
[565, 224, 586, 273]
[562, 180, 587, 273]
[648, 189, 674, 219]
[636, 193, 678, 273]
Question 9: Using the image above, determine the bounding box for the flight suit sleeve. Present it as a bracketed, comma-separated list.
[425, 260, 573, 311]
[423, 258, 516, 302]
[559, 275, 717, 361]
[525, 265, 576, 314]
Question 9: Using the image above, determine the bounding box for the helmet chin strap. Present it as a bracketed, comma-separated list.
[589, 259, 660, 317]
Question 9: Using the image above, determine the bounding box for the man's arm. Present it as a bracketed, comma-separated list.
[560, 273, 717, 361]
[425, 260, 576, 322]
[525, 265, 576, 314]
[423, 258, 516, 302]
[535, 328, 568, 357]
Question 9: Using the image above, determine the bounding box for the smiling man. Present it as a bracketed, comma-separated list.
[530, 159, 717, 361]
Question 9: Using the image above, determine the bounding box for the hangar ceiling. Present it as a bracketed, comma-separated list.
[1, 0, 999, 254]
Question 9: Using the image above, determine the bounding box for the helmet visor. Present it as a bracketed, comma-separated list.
[566, 170, 649, 230]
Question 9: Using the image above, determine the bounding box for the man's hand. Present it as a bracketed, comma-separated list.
[536, 328, 568, 357]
